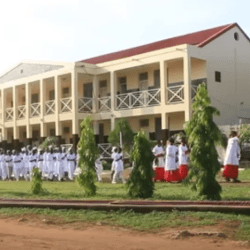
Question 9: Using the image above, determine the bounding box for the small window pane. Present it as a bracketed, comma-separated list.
[140, 119, 149, 127]
[215, 71, 221, 82]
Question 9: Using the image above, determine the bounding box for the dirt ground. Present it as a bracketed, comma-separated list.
[0, 215, 248, 250]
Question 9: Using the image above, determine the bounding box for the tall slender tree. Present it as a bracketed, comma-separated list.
[77, 116, 99, 196]
[126, 131, 155, 198]
[108, 118, 135, 153]
[185, 83, 223, 200]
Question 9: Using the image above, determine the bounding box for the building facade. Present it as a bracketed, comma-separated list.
[0, 23, 250, 152]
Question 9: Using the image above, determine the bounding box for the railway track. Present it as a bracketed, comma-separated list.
[0, 198, 250, 213]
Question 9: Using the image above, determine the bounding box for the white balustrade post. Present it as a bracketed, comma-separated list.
[72, 70, 79, 135]
[55, 75, 60, 136]
[93, 75, 98, 113]
[40, 78, 45, 137]
[25, 83, 31, 140]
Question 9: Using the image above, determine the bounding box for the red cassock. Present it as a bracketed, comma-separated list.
[179, 164, 189, 180]
[154, 167, 165, 181]
[222, 165, 238, 179]
[164, 169, 181, 182]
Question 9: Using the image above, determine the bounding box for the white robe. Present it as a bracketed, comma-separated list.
[165, 145, 178, 171]
[152, 145, 165, 168]
[224, 137, 241, 166]
[178, 145, 188, 165]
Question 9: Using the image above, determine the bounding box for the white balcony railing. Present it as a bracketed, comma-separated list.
[191, 84, 199, 101]
[45, 100, 55, 115]
[17, 105, 26, 119]
[5, 108, 13, 121]
[98, 143, 112, 158]
[116, 88, 161, 110]
[61, 97, 72, 113]
[98, 143, 130, 159]
[167, 85, 184, 104]
[98, 96, 111, 112]
[78, 97, 93, 113]
[30, 103, 41, 117]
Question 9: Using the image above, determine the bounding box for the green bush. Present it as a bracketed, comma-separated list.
[126, 131, 155, 198]
[31, 168, 44, 195]
[185, 83, 223, 200]
[77, 116, 99, 197]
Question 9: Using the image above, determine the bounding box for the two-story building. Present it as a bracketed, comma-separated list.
[0, 22, 250, 152]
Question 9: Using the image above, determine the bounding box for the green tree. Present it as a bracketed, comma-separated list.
[77, 116, 99, 196]
[40, 136, 56, 150]
[108, 118, 135, 153]
[126, 131, 155, 198]
[31, 167, 44, 195]
[185, 83, 223, 200]
[239, 124, 250, 148]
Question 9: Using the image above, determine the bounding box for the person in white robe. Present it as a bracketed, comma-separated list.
[67, 149, 76, 180]
[152, 140, 165, 181]
[56, 148, 64, 181]
[13, 150, 22, 181]
[112, 148, 126, 184]
[165, 137, 181, 182]
[178, 138, 189, 180]
[47, 147, 55, 180]
[223, 131, 241, 183]
[23, 150, 30, 181]
[29, 148, 38, 180]
[0, 151, 7, 180]
[95, 157, 103, 182]
[5, 150, 13, 180]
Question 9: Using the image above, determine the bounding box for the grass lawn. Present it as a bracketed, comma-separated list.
[0, 169, 249, 200]
[0, 170, 249, 242]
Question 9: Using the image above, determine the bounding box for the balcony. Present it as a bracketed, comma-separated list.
[98, 96, 111, 112]
[78, 97, 93, 113]
[116, 88, 161, 110]
[45, 100, 55, 115]
[17, 105, 26, 119]
[5, 108, 13, 121]
[167, 85, 184, 104]
[30, 103, 41, 117]
[61, 97, 72, 113]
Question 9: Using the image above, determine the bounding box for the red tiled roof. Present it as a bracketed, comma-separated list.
[79, 23, 246, 64]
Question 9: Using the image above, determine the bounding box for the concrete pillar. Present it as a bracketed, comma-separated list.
[161, 113, 169, 146]
[111, 117, 115, 131]
[13, 86, 18, 140]
[92, 75, 98, 113]
[72, 70, 79, 135]
[25, 83, 31, 139]
[183, 54, 192, 122]
[55, 75, 61, 136]
[1, 89, 5, 141]
[110, 71, 117, 113]
[160, 60, 167, 106]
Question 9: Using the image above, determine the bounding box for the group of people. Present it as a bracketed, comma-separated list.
[152, 130, 242, 183]
[0, 146, 77, 181]
[152, 137, 189, 183]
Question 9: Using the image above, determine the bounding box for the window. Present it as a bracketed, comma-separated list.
[234, 32, 239, 41]
[154, 70, 160, 88]
[140, 119, 149, 127]
[50, 129, 55, 136]
[63, 127, 70, 134]
[31, 94, 39, 103]
[139, 72, 148, 90]
[62, 87, 70, 98]
[49, 90, 55, 100]
[215, 71, 221, 82]
[20, 69, 23, 74]
[139, 72, 148, 81]
[119, 77, 127, 94]
[99, 80, 107, 97]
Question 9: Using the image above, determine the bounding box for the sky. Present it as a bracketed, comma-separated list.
[0, 0, 249, 74]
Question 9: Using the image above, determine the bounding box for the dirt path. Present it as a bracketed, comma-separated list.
[0, 217, 248, 250]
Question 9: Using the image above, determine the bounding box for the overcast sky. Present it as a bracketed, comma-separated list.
[0, 0, 249, 74]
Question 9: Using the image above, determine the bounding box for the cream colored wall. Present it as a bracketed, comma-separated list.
[46, 123, 55, 136]
[168, 60, 183, 84]
[191, 58, 206, 79]
[191, 26, 250, 126]
[169, 112, 185, 130]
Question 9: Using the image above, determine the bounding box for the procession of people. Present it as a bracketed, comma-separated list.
[152, 131, 241, 183]
[0, 146, 79, 182]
